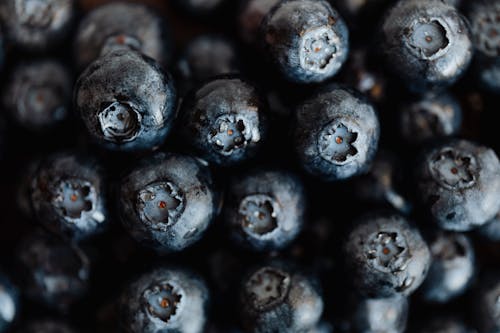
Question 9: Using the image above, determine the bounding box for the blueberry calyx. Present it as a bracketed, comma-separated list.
[366, 231, 410, 274]
[246, 267, 291, 310]
[405, 19, 450, 59]
[142, 282, 182, 323]
[16, 0, 55, 29]
[208, 114, 256, 156]
[318, 121, 358, 164]
[135, 181, 185, 229]
[300, 25, 341, 74]
[100, 34, 143, 57]
[429, 149, 477, 190]
[239, 194, 279, 236]
[52, 178, 95, 221]
[98, 101, 141, 143]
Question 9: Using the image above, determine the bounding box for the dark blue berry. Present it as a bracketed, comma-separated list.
[179, 75, 268, 166]
[261, 0, 349, 83]
[240, 262, 323, 333]
[344, 213, 430, 297]
[351, 295, 408, 333]
[399, 92, 462, 145]
[238, 0, 280, 45]
[19, 320, 78, 333]
[223, 169, 305, 251]
[30, 151, 108, 241]
[294, 85, 380, 181]
[2, 60, 72, 131]
[0, 0, 76, 51]
[474, 273, 500, 333]
[380, 0, 473, 91]
[416, 139, 500, 231]
[419, 230, 475, 303]
[477, 211, 500, 242]
[17, 231, 90, 311]
[0, 272, 19, 333]
[74, 2, 171, 71]
[119, 267, 209, 333]
[74, 50, 177, 152]
[118, 152, 219, 253]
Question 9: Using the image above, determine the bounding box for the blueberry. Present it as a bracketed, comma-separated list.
[467, 0, 500, 93]
[176, 35, 240, 96]
[223, 169, 305, 251]
[74, 2, 171, 72]
[419, 230, 475, 303]
[351, 295, 409, 333]
[19, 320, 78, 333]
[2, 60, 72, 131]
[399, 92, 462, 145]
[179, 75, 268, 166]
[0, 0, 76, 51]
[416, 139, 500, 231]
[74, 50, 177, 152]
[240, 262, 323, 332]
[260, 0, 349, 83]
[238, 0, 280, 45]
[477, 211, 500, 242]
[294, 85, 380, 181]
[30, 151, 108, 241]
[119, 267, 209, 333]
[172, 0, 230, 17]
[352, 152, 412, 214]
[344, 213, 430, 297]
[413, 316, 473, 333]
[118, 152, 219, 253]
[17, 230, 90, 311]
[0, 272, 19, 333]
[474, 273, 500, 333]
[380, 0, 473, 91]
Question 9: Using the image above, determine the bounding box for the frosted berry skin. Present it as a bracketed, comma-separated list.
[467, 0, 500, 93]
[419, 231, 475, 303]
[344, 213, 431, 298]
[74, 2, 171, 71]
[119, 267, 209, 333]
[240, 263, 323, 333]
[2, 60, 72, 131]
[17, 231, 90, 311]
[399, 92, 462, 145]
[351, 295, 408, 333]
[416, 140, 500, 231]
[19, 320, 78, 333]
[118, 153, 218, 254]
[74, 50, 177, 152]
[30, 152, 108, 241]
[294, 86, 380, 181]
[0, 0, 75, 51]
[179, 75, 268, 166]
[380, 0, 473, 91]
[260, 0, 349, 83]
[0, 272, 19, 333]
[223, 170, 305, 251]
[238, 0, 280, 45]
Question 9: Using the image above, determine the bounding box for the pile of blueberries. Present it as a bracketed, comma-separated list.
[1, 0, 500, 332]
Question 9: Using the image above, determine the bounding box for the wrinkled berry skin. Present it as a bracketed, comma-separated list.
[419, 230, 475, 303]
[240, 262, 323, 333]
[17, 231, 90, 311]
[119, 267, 209, 333]
[260, 0, 349, 83]
[0, 272, 19, 333]
[0, 0, 76, 51]
[294, 85, 380, 181]
[467, 0, 500, 93]
[2, 60, 72, 131]
[223, 169, 305, 251]
[399, 92, 462, 145]
[74, 2, 171, 71]
[75, 50, 177, 152]
[119, 153, 218, 254]
[238, 0, 280, 45]
[176, 35, 240, 95]
[30, 151, 108, 241]
[19, 320, 78, 333]
[353, 152, 411, 214]
[344, 213, 430, 298]
[179, 75, 268, 166]
[474, 273, 500, 333]
[380, 0, 473, 91]
[351, 295, 408, 333]
[416, 140, 500, 231]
